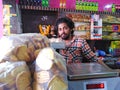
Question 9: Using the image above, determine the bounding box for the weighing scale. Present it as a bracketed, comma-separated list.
[67, 63, 120, 90]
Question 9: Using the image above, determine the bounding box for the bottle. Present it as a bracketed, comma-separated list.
[86, 2, 89, 11]
[95, 2, 98, 11]
[60, 0, 63, 8]
[42, 0, 45, 7]
[36, 0, 41, 6]
[79, 1, 82, 10]
[117, 5, 120, 13]
[109, 47, 113, 56]
[19, 0, 24, 5]
[45, 0, 49, 7]
[112, 3, 116, 13]
[63, 0, 66, 8]
[92, 2, 95, 11]
[89, 1, 93, 11]
[87, 1, 90, 11]
[76, 0, 79, 10]
[84, 1, 87, 11]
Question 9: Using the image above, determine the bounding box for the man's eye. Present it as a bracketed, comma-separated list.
[64, 26, 68, 29]
[64, 27, 67, 29]
[58, 29, 62, 31]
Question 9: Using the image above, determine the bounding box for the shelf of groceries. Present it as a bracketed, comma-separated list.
[17, 0, 120, 40]
[18, 3, 120, 40]
[18, 5, 120, 15]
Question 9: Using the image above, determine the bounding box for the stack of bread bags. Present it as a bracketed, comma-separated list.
[33, 47, 68, 90]
[0, 33, 50, 90]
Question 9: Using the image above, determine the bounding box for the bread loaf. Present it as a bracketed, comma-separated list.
[16, 71, 31, 90]
[36, 47, 66, 73]
[0, 61, 32, 90]
[48, 75, 67, 90]
[0, 33, 50, 63]
[34, 47, 68, 90]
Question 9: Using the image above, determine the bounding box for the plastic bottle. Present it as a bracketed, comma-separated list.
[76, 0, 79, 10]
[92, 2, 96, 11]
[112, 3, 116, 13]
[42, 0, 45, 7]
[86, 2, 89, 11]
[95, 2, 98, 11]
[79, 1, 82, 10]
[45, 0, 49, 7]
[89, 1, 93, 11]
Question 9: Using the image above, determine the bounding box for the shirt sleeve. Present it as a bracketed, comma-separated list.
[81, 39, 98, 62]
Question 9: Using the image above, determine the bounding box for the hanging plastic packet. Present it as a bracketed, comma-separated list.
[33, 47, 68, 90]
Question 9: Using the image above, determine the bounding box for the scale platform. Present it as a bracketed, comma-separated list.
[67, 63, 119, 80]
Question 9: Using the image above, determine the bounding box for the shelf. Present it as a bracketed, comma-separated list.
[18, 5, 120, 15]
[18, 5, 120, 41]
[74, 30, 90, 32]
[90, 38, 102, 40]
[103, 30, 115, 32]
[74, 21, 90, 23]
[93, 34, 102, 36]
[94, 26, 102, 28]
[103, 22, 120, 25]
[102, 31, 120, 33]
[102, 39, 120, 40]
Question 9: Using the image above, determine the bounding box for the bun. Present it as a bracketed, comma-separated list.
[0, 61, 31, 90]
[34, 47, 68, 90]
[16, 45, 31, 62]
[0, 33, 50, 63]
[34, 71, 50, 84]
[33, 82, 42, 90]
[48, 75, 67, 90]
[16, 71, 31, 90]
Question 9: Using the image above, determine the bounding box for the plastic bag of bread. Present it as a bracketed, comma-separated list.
[0, 33, 50, 63]
[0, 61, 32, 90]
[33, 47, 68, 90]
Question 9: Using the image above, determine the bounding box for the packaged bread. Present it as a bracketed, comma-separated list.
[33, 47, 68, 90]
[0, 33, 50, 63]
[0, 61, 32, 90]
[48, 75, 67, 90]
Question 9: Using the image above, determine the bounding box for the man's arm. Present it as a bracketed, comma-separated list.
[97, 59, 112, 70]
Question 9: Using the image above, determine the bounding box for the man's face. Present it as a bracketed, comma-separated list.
[58, 23, 71, 40]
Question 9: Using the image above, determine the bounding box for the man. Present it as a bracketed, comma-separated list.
[55, 16, 111, 69]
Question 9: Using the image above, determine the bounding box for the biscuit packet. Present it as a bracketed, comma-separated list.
[0, 61, 32, 90]
[33, 47, 68, 90]
[0, 33, 50, 63]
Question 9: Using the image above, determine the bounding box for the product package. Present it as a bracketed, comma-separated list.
[0, 33, 68, 90]
[0, 61, 32, 90]
[0, 33, 50, 63]
[0, 33, 50, 89]
[33, 47, 68, 90]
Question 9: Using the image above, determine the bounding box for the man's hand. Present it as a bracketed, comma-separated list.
[97, 59, 112, 70]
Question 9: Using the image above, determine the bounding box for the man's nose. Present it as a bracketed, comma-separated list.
[61, 29, 65, 33]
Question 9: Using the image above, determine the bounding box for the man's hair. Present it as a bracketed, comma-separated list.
[55, 16, 75, 36]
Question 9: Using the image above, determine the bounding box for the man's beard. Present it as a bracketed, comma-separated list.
[59, 33, 70, 40]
